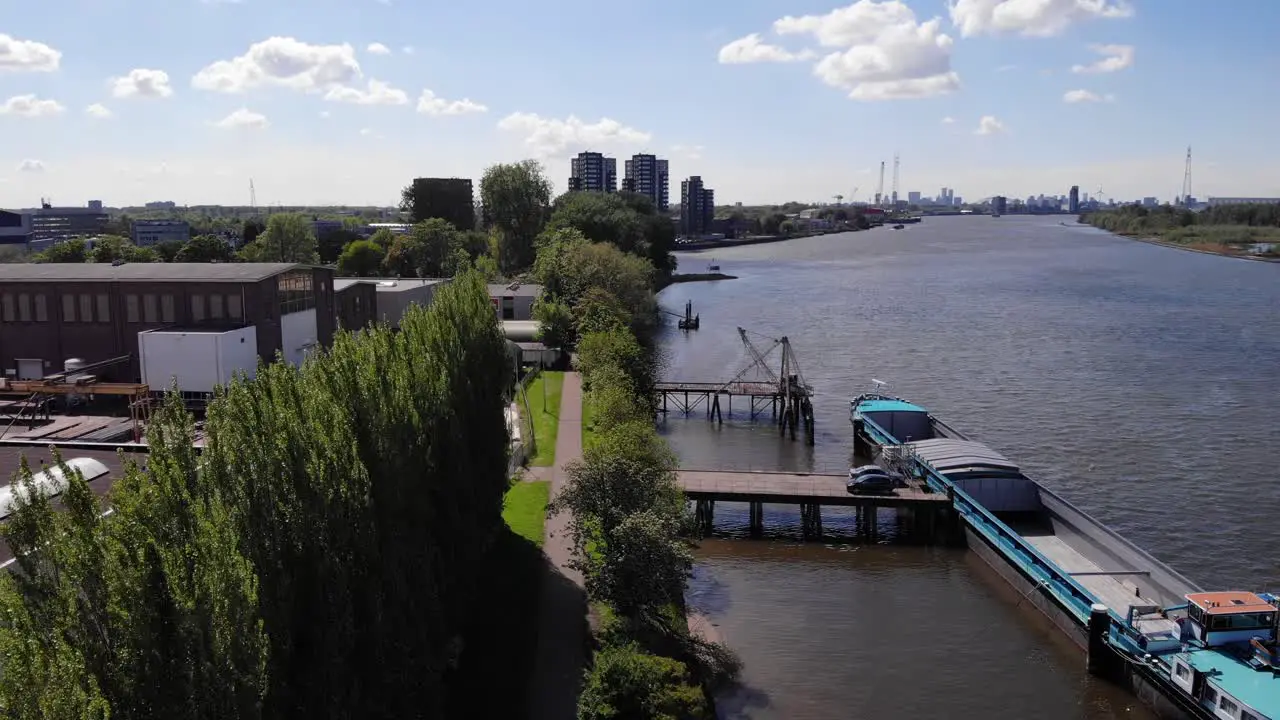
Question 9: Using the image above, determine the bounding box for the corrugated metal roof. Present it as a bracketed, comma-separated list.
[0, 263, 303, 283]
[335, 277, 449, 293]
[907, 438, 1020, 473]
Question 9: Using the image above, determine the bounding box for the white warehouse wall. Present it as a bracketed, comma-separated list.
[280, 309, 318, 367]
[139, 326, 258, 393]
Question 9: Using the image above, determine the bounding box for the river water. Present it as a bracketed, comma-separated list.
[660, 216, 1280, 719]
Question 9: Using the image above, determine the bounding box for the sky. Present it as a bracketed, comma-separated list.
[2, 0, 1279, 208]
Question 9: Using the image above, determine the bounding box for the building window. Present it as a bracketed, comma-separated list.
[17, 294, 30, 322]
[96, 294, 110, 323]
[63, 294, 76, 323]
[278, 270, 315, 315]
[143, 294, 158, 323]
[34, 294, 47, 322]
[191, 295, 205, 322]
[1174, 664, 1190, 680]
[210, 294, 224, 320]
[501, 296, 515, 320]
[228, 293, 243, 320]
[1, 294, 13, 322]
[161, 295, 176, 323]
[126, 295, 140, 323]
[79, 294, 93, 322]
[1220, 696, 1239, 714]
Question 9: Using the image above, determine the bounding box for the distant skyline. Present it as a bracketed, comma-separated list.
[3, 0, 1280, 208]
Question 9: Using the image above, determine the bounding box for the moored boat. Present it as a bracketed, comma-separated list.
[850, 391, 1280, 720]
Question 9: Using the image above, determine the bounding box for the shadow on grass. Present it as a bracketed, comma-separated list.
[445, 528, 545, 720]
[444, 528, 591, 720]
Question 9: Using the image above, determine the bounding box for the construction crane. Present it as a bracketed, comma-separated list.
[850, 186, 859, 203]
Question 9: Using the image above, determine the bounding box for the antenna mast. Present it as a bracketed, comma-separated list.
[1180, 147, 1192, 207]
[891, 152, 900, 208]
[875, 161, 886, 207]
[250, 179, 257, 210]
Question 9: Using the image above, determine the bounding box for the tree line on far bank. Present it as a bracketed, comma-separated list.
[1081, 202, 1280, 235]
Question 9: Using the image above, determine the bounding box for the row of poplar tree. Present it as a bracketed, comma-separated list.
[0, 272, 513, 720]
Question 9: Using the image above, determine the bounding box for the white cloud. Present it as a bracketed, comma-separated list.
[86, 103, 114, 119]
[1071, 44, 1134, 73]
[417, 89, 487, 116]
[717, 34, 815, 64]
[949, 0, 1133, 38]
[192, 37, 361, 93]
[366, 42, 391, 55]
[975, 115, 1006, 135]
[0, 34, 61, 72]
[319, 110, 331, 118]
[671, 144, 705, 160]
[497, 113, 651, 156]
[0, 94, 65, 118]
[758, 1, 960, 100]
[325, 79, 408, 105]
[941, 116, 955, 124]
[111, 68, 174, 99]
[1063, 89, 1114, 103]
[214, 108, 269, 129]
[17, 159, 45, 173]
[402, 46, 415, 55]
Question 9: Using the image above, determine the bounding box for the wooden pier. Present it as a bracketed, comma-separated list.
[678, 469, 957, 542]
[657, 328, 816, 444]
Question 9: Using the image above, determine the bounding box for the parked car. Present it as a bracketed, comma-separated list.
[847, 473, 897, 495]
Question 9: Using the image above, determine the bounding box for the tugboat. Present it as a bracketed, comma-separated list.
[707, 260, 721, 272]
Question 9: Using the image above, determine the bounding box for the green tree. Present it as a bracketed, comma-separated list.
[175, 234, 236, 263]
[383, 219, 460, 277]
[533, 296, 575, 351]
[575, 288, 630, 336]
[242, 218, 265, 245]
[317, 228, 360, 265]
[337, 239, 385, 276]
[577, 644, 707, 720]
[480, 160, 553, 272]
[368, 227, 397, 250]
[89, 235, 159, 263]
[154, 239, 185, 261]
[238, 214, 318, 263]
[36, 238, 89, 263]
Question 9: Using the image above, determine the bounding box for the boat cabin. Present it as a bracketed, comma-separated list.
[1185, 592, 1278, 648]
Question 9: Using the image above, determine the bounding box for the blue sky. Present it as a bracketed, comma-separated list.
[2, 0, 1278, 207]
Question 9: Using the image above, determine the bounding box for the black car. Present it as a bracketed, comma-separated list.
[847, 474, 897, 495]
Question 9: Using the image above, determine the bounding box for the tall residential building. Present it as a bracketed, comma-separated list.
[408, 177, 475, 231]
[1068, 185, 1080, 214]
[623, 154, 670, 211]
[907, 191, 922, 204]
[568, 152, 617, 193]
[679, 176, 714, 238]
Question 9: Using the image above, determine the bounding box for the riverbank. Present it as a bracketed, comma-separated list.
[660, 272, 738, 290]
[678, 227, 870, 252]
[1112, 230, 1280, 263]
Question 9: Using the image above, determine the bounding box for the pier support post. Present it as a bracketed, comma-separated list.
[695, 500, 716, 536]
[749, 502, 763, 536]
[1087, 604, 1114, 678]
[800, 503, 823, 540]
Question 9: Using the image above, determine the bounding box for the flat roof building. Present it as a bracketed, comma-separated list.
[623, 155, 670, 211]
[0, 263, 335, 387]
[30, 203, 109, 241]
[487, 282, 541, 321]
[569, 152, 617, 193]
[131, 219, 191, 247]
[334, 277, 451, 330]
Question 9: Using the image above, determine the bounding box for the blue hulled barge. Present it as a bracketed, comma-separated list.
[851, 394, 1280, 720]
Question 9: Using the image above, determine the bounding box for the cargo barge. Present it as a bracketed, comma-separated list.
[851, 393, 1279, 720]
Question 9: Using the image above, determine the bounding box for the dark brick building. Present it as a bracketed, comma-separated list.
[0, 263, 335, 383]
[408, 177, 475, 231]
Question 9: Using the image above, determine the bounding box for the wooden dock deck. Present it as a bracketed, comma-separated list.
[677, 469, 955, 540]
[677, 470, 946, 507]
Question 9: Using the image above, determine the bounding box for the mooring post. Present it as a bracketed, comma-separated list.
[1087, 604, 1113, 678]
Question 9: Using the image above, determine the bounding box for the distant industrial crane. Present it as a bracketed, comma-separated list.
[832, 194, 844, 206]
[850, 187, 859, 203]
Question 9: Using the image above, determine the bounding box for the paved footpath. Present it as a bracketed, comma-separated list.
[529, 372, 587, 720]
